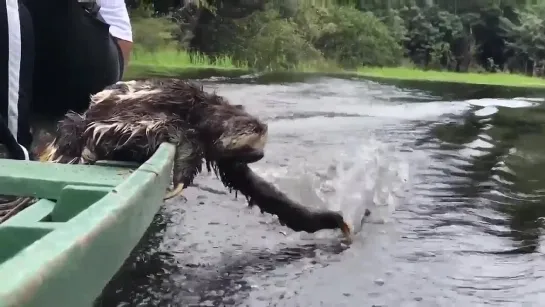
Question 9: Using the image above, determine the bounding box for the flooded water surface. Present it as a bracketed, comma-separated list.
[95, 75, 545, 306]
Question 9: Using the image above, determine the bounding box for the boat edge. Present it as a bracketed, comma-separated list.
[0, 142, 176, 307]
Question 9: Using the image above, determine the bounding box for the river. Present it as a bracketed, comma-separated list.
[95, 74, 545, 307]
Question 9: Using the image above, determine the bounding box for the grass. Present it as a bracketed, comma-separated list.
[130, 48, 248, 69]
[125, 49, 545, 88]
[356, 67, 545, 88]
[124, 48, 250, 80]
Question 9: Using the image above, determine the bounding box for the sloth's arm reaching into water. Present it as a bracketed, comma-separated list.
[215, 162, 351, 237]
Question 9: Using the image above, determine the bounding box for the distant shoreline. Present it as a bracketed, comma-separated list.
[126, 50, 545, 89]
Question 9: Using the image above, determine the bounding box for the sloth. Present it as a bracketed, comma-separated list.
[37, 78, 351, 238]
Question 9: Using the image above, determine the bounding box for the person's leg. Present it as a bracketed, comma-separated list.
[0, 0, 34, 217]
[0, 0, 33, 160]
[23, 0, 122, 119]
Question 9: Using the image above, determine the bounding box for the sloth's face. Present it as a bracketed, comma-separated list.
[211, 115, 268, 164]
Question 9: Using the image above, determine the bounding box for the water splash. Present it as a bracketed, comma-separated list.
[323, 138, 412, 235]
[258, 136, 412, 240]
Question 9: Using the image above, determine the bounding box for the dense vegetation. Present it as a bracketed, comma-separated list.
[127, 0, 545, 76]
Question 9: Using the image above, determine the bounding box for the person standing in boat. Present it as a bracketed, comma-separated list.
[0, 0, 133, 161]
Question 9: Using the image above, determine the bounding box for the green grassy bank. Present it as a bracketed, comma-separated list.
[124, 49, 249, 80]
[125, 49, 545, 88]
[357, 67, 545, 89]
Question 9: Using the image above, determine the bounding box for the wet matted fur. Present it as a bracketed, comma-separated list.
[37, 78, 351, 237]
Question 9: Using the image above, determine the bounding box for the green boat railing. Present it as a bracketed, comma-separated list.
[0, 143, 176, 307]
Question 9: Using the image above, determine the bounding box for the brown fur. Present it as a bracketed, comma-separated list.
[42, 78, 267, 187]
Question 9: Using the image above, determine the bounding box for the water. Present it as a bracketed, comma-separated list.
[96, 75, 545, 306]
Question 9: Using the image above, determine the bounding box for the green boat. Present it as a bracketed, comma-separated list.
[0, 142, 176, 307]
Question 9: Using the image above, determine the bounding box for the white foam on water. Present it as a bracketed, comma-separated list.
[458, 135, 496, 159]
[464, 97, 540, 126]
[513, 97, 545, 102]
[474, 106, 498, 117]
[467, 98, 539, 109]
[327, 101, 469, 121]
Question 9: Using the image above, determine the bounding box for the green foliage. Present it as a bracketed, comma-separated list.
[126, 0, 545, 74]
[130, 5, 181, 53]
[397, 5, 465, 68]
[230, 9, 324, 70]
[309, 7, 403, 67]
[506, 4, 545, 73]
[380, 9, 408, 44]
[226, 4, 402, 70]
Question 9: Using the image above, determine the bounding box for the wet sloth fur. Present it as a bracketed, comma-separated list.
[38, 78, 350, 236]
